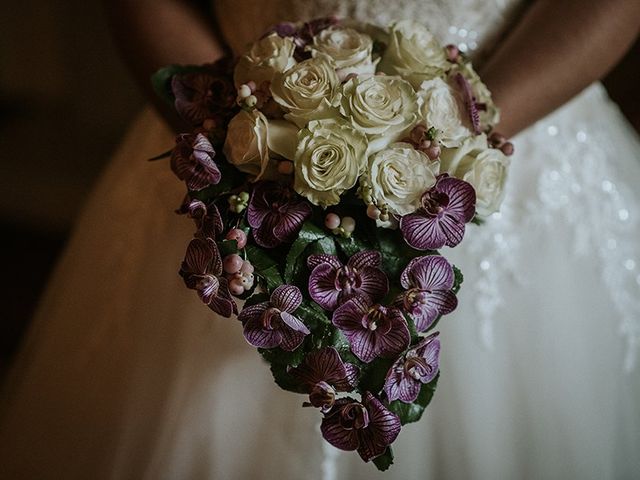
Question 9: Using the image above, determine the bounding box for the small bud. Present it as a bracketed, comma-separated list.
[489, 131, 507, 148]
[223, 254, 244, 274]
[202, 118, 217, 131]
[446, 44, 459, 62]
[240, 274, 254, 289]
[245, 95, 258, 108]
[366, 204, 381, 220]
[229, 278, 245, 296]
[238, 84, 252, 99]
[500, 142, 514, 156]
[340, 216, 356, 234]
[225, 229, 247, 249]
[277, 160, 294, 175]
[425, 145, 441, 160]
[238, 191, 250, 203]
[379, 212, 390, 222]
[240, 260, 255, 274]
[325, 213, 341, 230]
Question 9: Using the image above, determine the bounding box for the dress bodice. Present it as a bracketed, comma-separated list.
[213, 0, 528, 62]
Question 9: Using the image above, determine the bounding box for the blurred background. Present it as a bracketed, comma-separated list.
[0, 1, 638, 377]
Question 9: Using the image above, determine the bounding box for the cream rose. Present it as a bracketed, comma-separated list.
[234, 33, 296, 88]
[223, 111, 299, 181]
[294, 119, 368, 207]
[368, 143, 437, 216]
[340, 75, 420, 153]
[379, 20, 448, 88]
[310, 26, 378, 80]
[418, 77, 471, 148]
[270, 54, 341, 128]
[452, 62, 500, 129]
[440, 134, 510, 216]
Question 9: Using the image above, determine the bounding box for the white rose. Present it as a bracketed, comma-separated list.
[368, 143, 437, 216]
[440, 134, 510, 216]
[294, 118, 368, 207]
[223, 111, 299, 181]
[340, 75, 420, 153]
[234, 33, 296, 88]
[310, 27, 378, 80]
[270, 54, 341, 128]
[379, 20, 448, 88]
[418, 77, 471, 148]
[452, 62, 500, 129]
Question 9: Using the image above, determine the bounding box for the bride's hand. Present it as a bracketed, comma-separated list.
[104, 0, 228, 131]
[481, 0, 640, 138]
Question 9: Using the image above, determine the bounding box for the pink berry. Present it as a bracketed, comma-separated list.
[446, 44, 459, 62]
[240, 261, 254, 274]
[425, 145, 441, 160]
[500, 142, 514, 156]
[246, 81, 257, 92]
[229, 278, 245, 296]
[341, 216, 356, 233]
[277, 160, 294, 175]
[223, 254, 244, 274]
[325, 213, 341, 230]
[366, 204, 381, 220]
[225, 229, 247, 249]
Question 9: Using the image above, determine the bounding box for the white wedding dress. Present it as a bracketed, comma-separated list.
[1, 0, 639, 478]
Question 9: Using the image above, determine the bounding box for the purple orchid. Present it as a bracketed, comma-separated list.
[308, 251, 389, 312]
[179, 237, 237, 317]
[288, 347, 359, 412]
[270, 17, 339, 60]
[396, 255, 458, 332]
[453, 72, 481, 134]
[321, 392, 401, 462]
[247, 182, 312, 248]
[400, 174, 476, 250]
[171, 59, 236, 126]
[383, 332, 440, 403]
[179, 198, 223, 239]
[238, 285, 310, 351]
[332, 295, 410, 363]
[171, 133, 221, 191]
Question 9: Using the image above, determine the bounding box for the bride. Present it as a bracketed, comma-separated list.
[1, 0, 639, 478]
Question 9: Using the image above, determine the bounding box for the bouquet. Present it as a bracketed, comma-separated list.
[152, 17, 512, 471]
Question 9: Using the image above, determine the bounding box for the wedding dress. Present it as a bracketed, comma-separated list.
[1, 0, 639, 478]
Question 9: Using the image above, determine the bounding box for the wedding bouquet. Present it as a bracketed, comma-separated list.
[153, 17, 512, 470]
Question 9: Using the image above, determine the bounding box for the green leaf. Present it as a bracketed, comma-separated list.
[358, 356, 395, 395]
[388, 373, 439, 425]
[261, 265, 284, 291]
[245, 244, 278, 271]
[372, 447, 394, 471]
[243, 292, 269, 307]
[284, 222, 328, 282]
[452, 265, 464, 294]
[375, 228, 427, 279]
[295, 299, 330, 330]
[334, 234, 371, 258]
[258, 345, 308, 393]
[218, 239, 238, 256]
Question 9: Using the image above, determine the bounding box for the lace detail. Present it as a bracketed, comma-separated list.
[213, 0, 526, 60]
[524, 85, 640, 372]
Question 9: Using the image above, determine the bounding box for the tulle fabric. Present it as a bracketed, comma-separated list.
[2, 0, 640, 477]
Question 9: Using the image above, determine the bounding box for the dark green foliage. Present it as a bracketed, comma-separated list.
[373, 447, 394, 471]
[388, 373, 439, 425]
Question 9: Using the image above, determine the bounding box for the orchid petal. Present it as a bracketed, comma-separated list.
[271, 285, 303, 312]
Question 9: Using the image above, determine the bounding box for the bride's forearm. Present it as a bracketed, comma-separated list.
[104, 0, 227, 129]
[481, 0, 640, 138]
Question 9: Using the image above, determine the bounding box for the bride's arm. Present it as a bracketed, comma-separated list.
[104, 0, 227, 129]
[481, 0, 640, 137]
